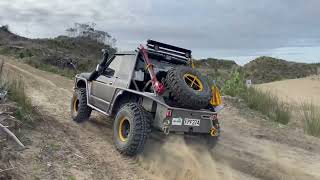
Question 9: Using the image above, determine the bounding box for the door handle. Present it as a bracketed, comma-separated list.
[109, 81, 113, 85]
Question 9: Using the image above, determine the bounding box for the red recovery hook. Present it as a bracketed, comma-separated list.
[139, 45, 165, 95]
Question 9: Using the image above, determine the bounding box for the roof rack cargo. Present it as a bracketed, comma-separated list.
[146, 40, 192, 59]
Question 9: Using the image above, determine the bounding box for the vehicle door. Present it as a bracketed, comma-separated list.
[90, 54, 136, 112]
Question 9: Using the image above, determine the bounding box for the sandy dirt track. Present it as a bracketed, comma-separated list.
[257, 75, 320, 106]
[3, 56, 320, 180]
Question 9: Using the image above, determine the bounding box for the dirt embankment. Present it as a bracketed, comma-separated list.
[3, 56, 320, 180]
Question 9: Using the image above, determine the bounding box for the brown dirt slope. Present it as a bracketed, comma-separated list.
[2, 56, 147, 180]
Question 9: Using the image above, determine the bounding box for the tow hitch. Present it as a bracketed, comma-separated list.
[163, 120, 170, 135]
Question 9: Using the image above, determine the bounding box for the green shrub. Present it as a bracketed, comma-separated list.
[19, 52, 25, 59]
[221, 71, 246, 97]
[222, 70, 290, 124]
[300, 102, 320, 137]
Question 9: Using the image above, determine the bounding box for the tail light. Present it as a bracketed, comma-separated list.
[166, 109, 173, 117]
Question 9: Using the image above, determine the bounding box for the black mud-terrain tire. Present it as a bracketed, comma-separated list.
[71, 88, 92, 123]
[113, 103, 150, 156]
[166, 66, 211, 109]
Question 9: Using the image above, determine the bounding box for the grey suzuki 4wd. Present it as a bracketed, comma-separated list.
[71, 40, 223, 156]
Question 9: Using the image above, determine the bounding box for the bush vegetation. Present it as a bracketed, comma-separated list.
[300, 102, 320, 137]
[221, 71, 246, 97]
[0, 24, 116, 79]
[222, 70, 291, 124]
[243, 56, 320, 84]
[25, 58, 75, 78]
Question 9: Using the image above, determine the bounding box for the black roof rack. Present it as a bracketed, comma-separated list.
[147, 40, 192, 59]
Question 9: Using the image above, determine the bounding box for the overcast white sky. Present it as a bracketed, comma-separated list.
[1, 0, 320, 65]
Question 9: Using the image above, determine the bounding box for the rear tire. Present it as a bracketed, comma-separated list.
[203, 135, 219, 149]
[165, 66, 211, 109]
[71, 88, 92, 123]
[113, 103, 150, 156]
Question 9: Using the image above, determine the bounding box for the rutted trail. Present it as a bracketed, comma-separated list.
[4, 56, 320, 180]
[3, 56, 148, 180]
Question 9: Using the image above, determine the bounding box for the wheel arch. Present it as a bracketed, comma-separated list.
[75, 79, 87, 89]
[109, 89, 158, 117]
[110, 90, 139, 116]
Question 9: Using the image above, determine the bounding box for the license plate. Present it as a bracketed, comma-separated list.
[184, 118, 200, 126]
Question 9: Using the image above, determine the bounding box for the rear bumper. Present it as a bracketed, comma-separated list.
[153, 104, 220, 135]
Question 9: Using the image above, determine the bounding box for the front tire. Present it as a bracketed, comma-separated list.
[113, 103, 150, 156]
[71, 88, 92, 123]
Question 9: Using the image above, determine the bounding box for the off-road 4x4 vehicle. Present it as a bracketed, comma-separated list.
[71, 40, 223, 156]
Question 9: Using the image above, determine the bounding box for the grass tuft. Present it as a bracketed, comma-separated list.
[0, 60, 36, 124]
[300, 102, 320, 137]
[242, 87, 290, 124]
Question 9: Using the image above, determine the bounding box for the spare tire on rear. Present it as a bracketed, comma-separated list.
[165, 66, 211, 109]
